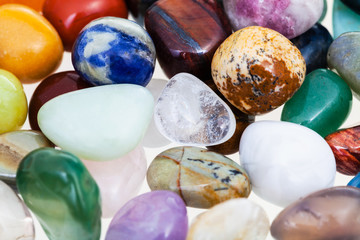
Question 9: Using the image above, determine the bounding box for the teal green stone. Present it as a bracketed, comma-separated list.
[16, 148, 101, 240]
[281, 69, 352, 137]
[319, 0, 327, 23]
[333, 0, 360, 38]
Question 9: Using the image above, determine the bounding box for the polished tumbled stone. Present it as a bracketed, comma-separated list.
[154, 73, 236, 146]
[271, 186, 360, 240]
[341, 0, 360, 14]
[38, 84, 154, 161]
[105, 191, 188, 240]
[328, 32, 360, 100]
[147, 146, 251, 208]
[72, 17, 155, 86]
[281, 69, 352, 137]
[240, 121, 336, 207]
[17, 148, 101, 240]
[333, 0, 360, 38]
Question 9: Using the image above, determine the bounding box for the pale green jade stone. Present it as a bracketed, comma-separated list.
[38, 84, 154, 161]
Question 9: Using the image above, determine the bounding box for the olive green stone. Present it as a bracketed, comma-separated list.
[16, 148, 101, 240]
[281, 69, 352, 137]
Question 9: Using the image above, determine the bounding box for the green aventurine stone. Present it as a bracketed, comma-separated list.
[16, 148, 101, 240]
[281, 69, 352, 137]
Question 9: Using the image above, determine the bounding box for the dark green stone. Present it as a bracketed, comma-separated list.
[281, 69, 352, 137]
[16, 148, 101, 240]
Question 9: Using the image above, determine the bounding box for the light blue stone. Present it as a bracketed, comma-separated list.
[333, 0, 360, 38]
[348, 172, 360, 188]
[72, 17, 156, 87]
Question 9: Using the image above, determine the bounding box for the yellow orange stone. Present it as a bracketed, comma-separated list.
[0, 4, 63, 83]
[0, 0, 45, 11]
[0, 69, 27, 134]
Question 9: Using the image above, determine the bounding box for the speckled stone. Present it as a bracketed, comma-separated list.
[147, 146, 251, 209]
[271, 186, 360, 240]
[211, 26, 306, 115]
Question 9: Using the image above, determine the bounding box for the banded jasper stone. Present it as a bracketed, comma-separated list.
[16, 148, 101, 240]
[325, 125, 360, 175]
[271, 187, 360, 240]
[212, 26, 306, 115]
[281, 69, 352, 138]
[145, 0, 232, 80]
[147, 146, 251, 209]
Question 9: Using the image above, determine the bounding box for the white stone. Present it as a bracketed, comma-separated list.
[0, 180, 34, 240]
[187, 198, 270, 240]
[154, 73, 236, 146]
[239, 121, 336, 207]
[38, 84, 154, 161]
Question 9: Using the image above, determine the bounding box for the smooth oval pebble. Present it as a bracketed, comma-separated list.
[16, 148, 101, 240]
[82, 145, 147, 218]
[240, 121, 336, 207]
[271, 186, 360, 240]
[325, 125, 360, 175]
[223, 0, 323, 39]
[147, 146, 251, 209]
[187, 198, 269, 240]
[0, 130, 53, 187]
[155, 73, 236, 146]
[0, 180, 34, 240]
[333, 0, 360, 38]
[105, 190, 188, 240]
[328, 31, 360, 100]
[72, 17, 155, 86]
[281, 69, 352, 137]
[0, 69, 27, 134]
[212, 26, 306, 115]
[38, 84, 154, 161]
[291, 23, 333, 74]
[0, 4, 63, 83]
[28, 71, 93, 131]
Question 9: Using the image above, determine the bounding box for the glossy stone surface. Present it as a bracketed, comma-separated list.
[291, 23, 333, 74]
[328, 32, 360, 100]
[154, 73, 236, 146]
[224, 0, 323, 39]
[341, 0, 360, 14]
[0, 130, 53, 188]
[240, 121, 336, 207]
[333, 0, 360, 38]
[326, 125, 360, 175]
[281, 69, 352, 137]
[105, 191, 188, 240]
[147, 146, 251, 209]
[0, 180, 34, 240]
[82, 145, 147, 218]
[43, 0, 128, 51]
[145, 0, 231, 80]
[72, 17, 155, 86]
[125, 0, 157, 25]
[29, 71, 93, 131]
[212, 26, 306, 115]
[271, 186, 360, 240]
[348, 172, 360, 187]
[187, 199, 269, 240]
[142, 78, 171, 148]
[38, 84, 154, 161]
[17, 148, 101, 240]
[319, 0, 327, 22]
[0, 4, 63, 83]
[0, 69, 27, 134]
[0, 0, 45, 11]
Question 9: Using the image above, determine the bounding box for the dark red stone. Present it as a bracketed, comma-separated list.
[29, 71, 93, 131]
[325, 126, 360, 175]
[145, 0, 232, 80]
[43, 0, 128, 51]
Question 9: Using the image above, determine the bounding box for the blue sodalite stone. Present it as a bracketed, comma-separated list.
[72, 17, 156, 86]
[348, 172, 360, 188]
[333, 0, 360, 38]
[341, 0, 360, 15]
[291, 23, 333, 74]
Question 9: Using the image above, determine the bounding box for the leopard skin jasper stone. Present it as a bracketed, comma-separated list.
[211, 26, 306, 115]
[147, 146, 251, 209]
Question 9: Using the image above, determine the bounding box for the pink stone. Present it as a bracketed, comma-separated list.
[82, 145, 147, 218]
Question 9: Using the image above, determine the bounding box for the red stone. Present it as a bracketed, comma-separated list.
[29, 71, 93, 131]
[325, 126, 360, 175]
[144, 0, 231, 80]
[43, 0, 128, 51]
